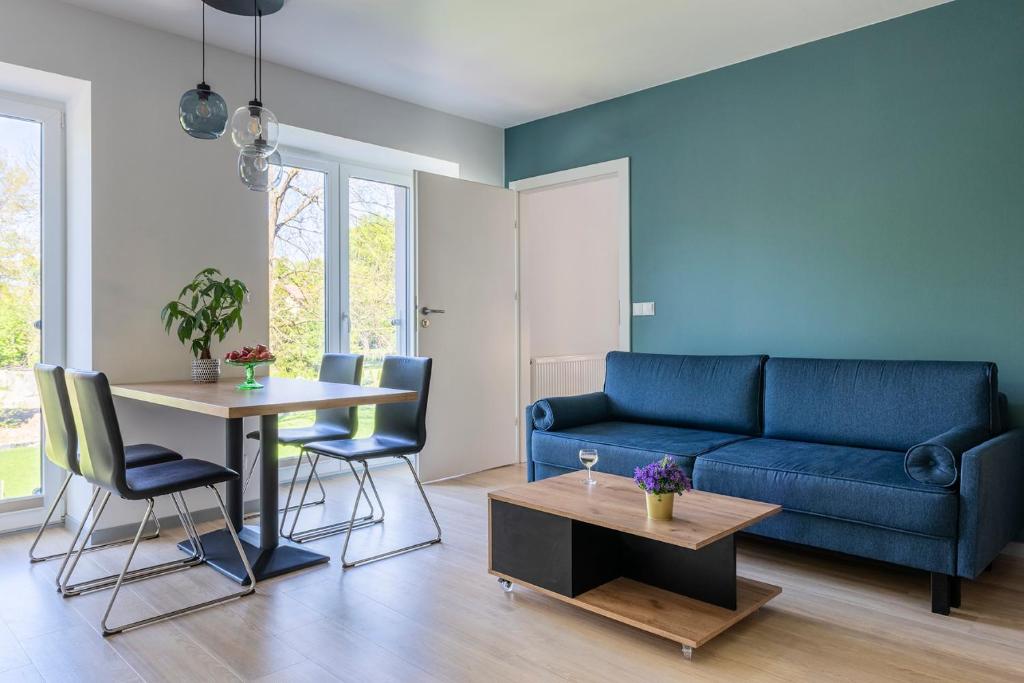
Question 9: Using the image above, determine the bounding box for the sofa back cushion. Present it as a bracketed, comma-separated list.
[603, 352, 767, 435]
[764, 358, 999, 451]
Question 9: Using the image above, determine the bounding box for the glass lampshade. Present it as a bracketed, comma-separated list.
[230, 100, 278, 155]
[179, 84, 228, 140]
[239, 143, 283, 192]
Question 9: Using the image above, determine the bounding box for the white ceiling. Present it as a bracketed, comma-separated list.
[61, 0, 948, 128]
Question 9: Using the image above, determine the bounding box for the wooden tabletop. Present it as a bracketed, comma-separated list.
[489, 471, 780, 550]
[110, 376, 417, 419]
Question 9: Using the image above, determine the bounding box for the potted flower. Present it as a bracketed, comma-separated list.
[160, 268, 248, 383]
[634, 456, 692, 521]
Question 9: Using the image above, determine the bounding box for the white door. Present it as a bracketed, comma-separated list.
[414, 172, 517, 482]
[511, 159, 630, 459]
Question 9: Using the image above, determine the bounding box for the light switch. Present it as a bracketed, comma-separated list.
[632, 302, 655, 316]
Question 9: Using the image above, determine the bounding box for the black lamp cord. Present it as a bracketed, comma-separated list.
[253, 2, 258, 101]
[249, 0, 265, 102]
[201, 2, 206, 83]
[258, 10, 263, 101]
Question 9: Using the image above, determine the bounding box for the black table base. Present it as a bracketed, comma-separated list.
[178, 527, 329, 584]
[178, 414, 330, 584]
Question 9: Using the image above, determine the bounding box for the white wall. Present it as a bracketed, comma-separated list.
[0, 0, 504, 530]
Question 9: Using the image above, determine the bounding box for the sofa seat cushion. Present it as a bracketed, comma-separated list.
[693, 439, 958, 538]
[531, 421, 749, 477]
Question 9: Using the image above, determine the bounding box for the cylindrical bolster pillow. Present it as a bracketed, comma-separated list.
[905, 425, 991, 487]
[532, 392, 610, 432]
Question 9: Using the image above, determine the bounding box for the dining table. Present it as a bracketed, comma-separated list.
[110, 375, 417, 584]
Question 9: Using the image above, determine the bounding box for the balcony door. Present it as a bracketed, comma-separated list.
[268, 153, 410, 452]
[0, 95, 64, 530]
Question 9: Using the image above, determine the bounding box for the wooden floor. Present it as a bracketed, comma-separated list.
[0, 464, 1022, 682]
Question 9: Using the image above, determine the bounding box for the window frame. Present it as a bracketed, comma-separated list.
[275, 148, 414, 360]
[0, 93, 66, 527]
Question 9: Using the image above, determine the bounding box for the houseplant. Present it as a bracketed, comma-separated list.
[634, 456, 692, 520]
[160, 268, 248, 382]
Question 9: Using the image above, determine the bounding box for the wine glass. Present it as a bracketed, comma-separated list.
[579, 449, 599, 486]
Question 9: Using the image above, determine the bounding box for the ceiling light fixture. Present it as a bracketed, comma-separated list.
[230, 4, 278, 159]
[190, 0, 285, 191]
[179, 2, 228, 139]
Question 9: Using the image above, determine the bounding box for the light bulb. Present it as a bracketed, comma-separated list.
[178, 84, 228, 140]
[230, 101, 278, 155]
[239, 145, 283, 192]
[196, 98, 212, 119]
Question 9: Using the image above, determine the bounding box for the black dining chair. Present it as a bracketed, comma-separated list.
[242, 353, 367, 528]
[29, 364, 184, 566]
[294, 356, 441, 567]
[62, 369, 255, 635]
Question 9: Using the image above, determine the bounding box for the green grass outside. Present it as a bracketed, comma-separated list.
[0, 444, 41, 498]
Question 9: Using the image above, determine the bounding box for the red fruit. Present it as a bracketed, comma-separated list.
[255, 344, 268, 353]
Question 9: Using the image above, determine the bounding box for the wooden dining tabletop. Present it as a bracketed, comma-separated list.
[110, 375, 417, 418]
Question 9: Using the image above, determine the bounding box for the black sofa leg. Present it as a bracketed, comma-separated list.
[931, 573, 958, 615]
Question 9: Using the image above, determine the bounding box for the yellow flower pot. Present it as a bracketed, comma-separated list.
[645, 492, 675, 521]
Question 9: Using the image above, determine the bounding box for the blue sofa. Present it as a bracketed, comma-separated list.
[525, 352, 1024, 614]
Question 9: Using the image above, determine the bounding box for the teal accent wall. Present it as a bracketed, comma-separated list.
[506, 0, 1024, 425]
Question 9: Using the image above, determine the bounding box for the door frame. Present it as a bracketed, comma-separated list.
[0, 93, 66, 530]
[509, 158, 630, 462]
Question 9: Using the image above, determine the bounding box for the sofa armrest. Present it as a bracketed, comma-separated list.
[531, 392, 610, 432]
[957, 428, 1024, 578]
[524, 403, 537, 482]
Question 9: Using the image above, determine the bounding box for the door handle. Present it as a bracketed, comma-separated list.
[419, 306, 446, 315]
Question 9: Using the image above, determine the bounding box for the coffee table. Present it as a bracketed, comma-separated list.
[488, 471, 782, 659]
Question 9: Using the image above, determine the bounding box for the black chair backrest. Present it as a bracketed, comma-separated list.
[34, 364, 79, 475]
[374, 356, 431, 449]
[315, 353, 364, 433]
[66, 370, 128, 495]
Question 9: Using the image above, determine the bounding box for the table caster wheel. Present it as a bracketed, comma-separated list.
[498, 578, 513, 593]
[681, 645, 693, 661]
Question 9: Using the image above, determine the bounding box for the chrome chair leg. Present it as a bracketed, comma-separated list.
[243, 447, 327, 519]
[54, 485, 104, 590]
[29, 472, 72, 563]
[101, 486, 256, 636]
[340, 456, 442, 569]
[243, 446, 327, 520]
[281, 452, 384, 544]
[59, 492, 203, 597]
[34, 475, 161, 565]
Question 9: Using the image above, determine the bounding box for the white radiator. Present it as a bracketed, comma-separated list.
[530, 354, 606, 401]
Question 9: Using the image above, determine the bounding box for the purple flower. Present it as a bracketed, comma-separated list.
[633, 456, 693, 496]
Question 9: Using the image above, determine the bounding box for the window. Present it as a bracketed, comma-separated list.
[347, 175, 409, 389]
[268, 154, 411, 454]
[0, 95, 63, 522]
